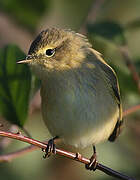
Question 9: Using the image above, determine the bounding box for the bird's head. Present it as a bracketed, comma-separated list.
[18, 27, 92, 77]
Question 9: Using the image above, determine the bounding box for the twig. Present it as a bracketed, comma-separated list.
[79, 0, 106, 34]
[0, 125, 18, 151]
[79, 0, 140, 95]
[0, 12, 33, 53]
[0, 130, 135, 180]
[123, 104, 140, 117]
[119, 45, 140, 93]
[0, 145, 37, 162]
[0, 101, 140, 159]
[2, 104, 139, 156]
[1, 104, 139, 161]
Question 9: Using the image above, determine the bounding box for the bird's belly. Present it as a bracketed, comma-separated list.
[41, 86, 119, 148]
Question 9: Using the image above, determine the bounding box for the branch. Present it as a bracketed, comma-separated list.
[1, 105, 139, 161]
[119, 46, 140, 93]
[79, 0, 106, 34]
[78, 0, 140, 95]
[0, 144, 37, 162]
[123, 104, 140, 117]
[0, 12, 33, 53]
[0, 130, 135, 180]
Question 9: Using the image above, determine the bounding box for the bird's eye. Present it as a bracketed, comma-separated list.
[45, 49, 55, 57]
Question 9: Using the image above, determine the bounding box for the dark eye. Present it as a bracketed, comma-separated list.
[45, 49, 55, 57]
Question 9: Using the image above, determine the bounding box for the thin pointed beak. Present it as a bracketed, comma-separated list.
[17, 59, 33, 64]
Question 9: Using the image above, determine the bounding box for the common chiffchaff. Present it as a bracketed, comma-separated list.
[18, 28, 123, 168]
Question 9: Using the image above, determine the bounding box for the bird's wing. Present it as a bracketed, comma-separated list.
[91, 49, 123, 141]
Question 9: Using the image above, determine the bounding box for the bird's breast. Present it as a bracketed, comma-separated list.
[40, 70, 118, 148]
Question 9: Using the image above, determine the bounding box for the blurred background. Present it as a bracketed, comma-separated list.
[0, 0, 140, 179]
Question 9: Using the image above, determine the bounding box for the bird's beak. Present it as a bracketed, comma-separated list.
[17, 59, 32, 64]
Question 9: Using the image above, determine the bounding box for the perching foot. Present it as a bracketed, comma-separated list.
[42, 136, 58, 158]
[85, 146, 98, 171]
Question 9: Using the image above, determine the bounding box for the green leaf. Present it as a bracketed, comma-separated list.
[88, 21, 126, 45]
[110, 63, 138, 96]
[0, 45, 31, 127]
[0, 0, 50, 31]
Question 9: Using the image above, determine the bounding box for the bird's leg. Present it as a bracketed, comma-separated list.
[42, 136, 59, 158]
[85, 145, 98, 171]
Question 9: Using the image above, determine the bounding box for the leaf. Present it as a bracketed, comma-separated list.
[110, 63, 138, 96]
[0, 0, 50, 31]
[87, 21, 126, 45]
[0, 45, 31, 127]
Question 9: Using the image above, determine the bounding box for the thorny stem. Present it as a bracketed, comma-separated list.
[0, 131, 135, 180]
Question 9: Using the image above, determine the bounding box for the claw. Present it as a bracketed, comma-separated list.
[85, 146, 98, 171]
[43, 136, 58, 158]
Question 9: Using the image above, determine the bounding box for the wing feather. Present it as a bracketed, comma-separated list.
[91, 49, 123, 141]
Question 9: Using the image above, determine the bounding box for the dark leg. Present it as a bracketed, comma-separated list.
[43, 136, 59, 158]
[85, 145, 98, 171]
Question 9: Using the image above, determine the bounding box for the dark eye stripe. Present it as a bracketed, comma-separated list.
[46, 49, 55, 56]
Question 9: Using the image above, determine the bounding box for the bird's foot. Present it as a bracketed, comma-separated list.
[85, 146, 98, 171]
[42, 136, 58, 158]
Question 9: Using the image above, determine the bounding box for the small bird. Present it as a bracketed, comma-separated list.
[18, 27, 123, 170]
